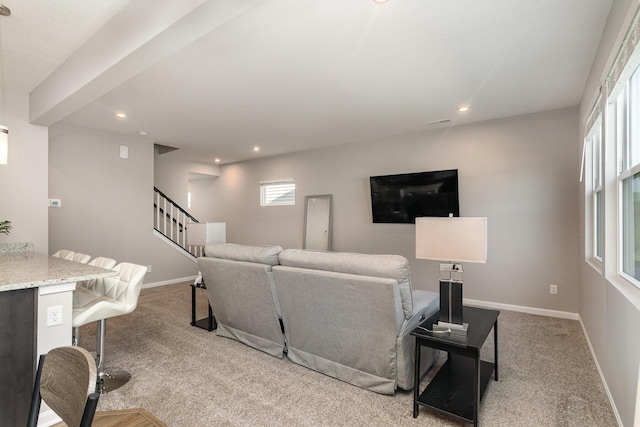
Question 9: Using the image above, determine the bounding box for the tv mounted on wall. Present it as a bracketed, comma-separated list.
[370, 169, 460, 223]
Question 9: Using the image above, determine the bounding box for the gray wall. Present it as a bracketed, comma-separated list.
[154, 148, 191, 209]
[212, 107, 580, 313]
[48, 123, 198, 284]
[188, 175, 220, 223]
[0, 90, 49, 252]
[578, 1, 640, 426]
[154, 149, 221, 223]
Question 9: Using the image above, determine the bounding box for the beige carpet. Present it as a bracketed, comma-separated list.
[78, 282, 617, 426]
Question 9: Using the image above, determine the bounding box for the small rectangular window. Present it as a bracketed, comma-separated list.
[260, 179, 295, 206]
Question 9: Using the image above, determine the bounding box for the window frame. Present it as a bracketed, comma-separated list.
[583, 5, 640, 305]
[613, 63, 640, 288]
[259, 179, 296, 207]
[588, 117, 604, 262]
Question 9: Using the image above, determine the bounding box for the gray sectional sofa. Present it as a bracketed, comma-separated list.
[197, 243, 440, 395]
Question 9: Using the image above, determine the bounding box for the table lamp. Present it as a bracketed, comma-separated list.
[415, 216, 487, 336]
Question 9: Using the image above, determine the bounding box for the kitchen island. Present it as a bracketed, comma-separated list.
[0, 248, 117, 426]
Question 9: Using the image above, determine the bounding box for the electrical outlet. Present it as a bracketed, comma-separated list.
[47, 305, 63, 327]
[550, 284, 558, 295]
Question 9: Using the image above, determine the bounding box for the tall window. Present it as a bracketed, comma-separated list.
[587, 118, 603, 260]
[260, 179, 295, 207]
[586, 6, 640, 292]
[618, 66, 640, 283]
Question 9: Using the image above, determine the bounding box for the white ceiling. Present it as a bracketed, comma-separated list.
[1, 0, 131, 93]
[2, 0, 613, 165]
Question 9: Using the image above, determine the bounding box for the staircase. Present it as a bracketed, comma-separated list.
[153, 187, 204, 260]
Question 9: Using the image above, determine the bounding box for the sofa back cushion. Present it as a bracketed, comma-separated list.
[278, 249, 413, 319]
[197, 246, 286, 357]
[204, 243, 282, 266]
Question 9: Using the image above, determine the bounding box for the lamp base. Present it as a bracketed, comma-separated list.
[439, 280, 463, 324]
[433, 321, 469, 336]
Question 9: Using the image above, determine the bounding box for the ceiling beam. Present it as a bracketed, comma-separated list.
[29, 0, 261, 127]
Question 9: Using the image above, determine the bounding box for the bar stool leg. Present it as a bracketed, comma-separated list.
[95, 319, 131, 394]
[72, 326, 80, 346]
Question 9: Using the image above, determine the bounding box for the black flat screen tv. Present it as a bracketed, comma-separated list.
[370, 169, 459, 223]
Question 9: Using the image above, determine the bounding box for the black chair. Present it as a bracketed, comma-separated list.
[27, 346, 100, 427]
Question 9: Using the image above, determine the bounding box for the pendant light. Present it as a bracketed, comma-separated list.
[0, 4, 10, 165]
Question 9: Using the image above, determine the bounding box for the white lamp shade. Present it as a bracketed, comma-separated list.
[415, 217, 487, 263]
[0, 125, 8, 164]
[187, 222, 226, 246]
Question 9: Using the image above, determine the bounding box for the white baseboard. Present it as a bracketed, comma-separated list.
[464, 297, 621, 426]
[463, 298, 579, 320]
[142, 275, 197, 289]
[578, 317, 624, 427]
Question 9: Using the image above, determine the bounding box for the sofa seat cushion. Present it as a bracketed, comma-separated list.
[204, 243, 282, 266]
[278, 249, 413, 319]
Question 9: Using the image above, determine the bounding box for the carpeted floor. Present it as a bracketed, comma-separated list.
[78, 282, 617, 426]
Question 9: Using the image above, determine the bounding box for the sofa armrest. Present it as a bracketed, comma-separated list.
[399, 290, 439, 342]
[396, 290, 440, 390]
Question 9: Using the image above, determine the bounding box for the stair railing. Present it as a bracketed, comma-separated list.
[153, 187, 203, 258]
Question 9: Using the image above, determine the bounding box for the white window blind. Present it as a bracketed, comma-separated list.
[260, 179, 295, 206]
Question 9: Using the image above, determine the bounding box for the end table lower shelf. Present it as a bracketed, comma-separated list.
[417, 354, 494, 422]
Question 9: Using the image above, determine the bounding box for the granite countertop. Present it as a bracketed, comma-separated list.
[0, 252, 118, 292]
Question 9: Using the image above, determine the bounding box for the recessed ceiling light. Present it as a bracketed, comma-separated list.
[214, 158, 220, 163]
[138, 131, 148, 136]
[372, 0, 388, 3]
[115, 112, 127, 119]
[253, 146, 260, 152]
[457, 105, 470, 112]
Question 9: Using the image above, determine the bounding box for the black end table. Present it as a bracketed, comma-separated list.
[411, 306, 499, 426]
[191, 282, 216, 331]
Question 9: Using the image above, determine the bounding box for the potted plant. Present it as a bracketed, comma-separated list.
[0, 220, 12, 235]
